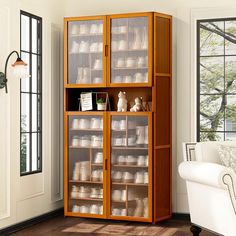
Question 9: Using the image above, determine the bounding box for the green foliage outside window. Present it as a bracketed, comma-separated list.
[198, 20, 236, 141]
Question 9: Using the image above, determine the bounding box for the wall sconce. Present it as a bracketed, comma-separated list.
[0, 50, 30, 93]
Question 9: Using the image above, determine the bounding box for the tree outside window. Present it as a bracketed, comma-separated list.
[197, 19, 236, 141]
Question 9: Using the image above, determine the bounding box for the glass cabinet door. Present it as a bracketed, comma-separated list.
[67, 18, 105, 85]
[110, 15, 150, 85]
[110, 114, 151, 220]
[68, 114, 105, 216]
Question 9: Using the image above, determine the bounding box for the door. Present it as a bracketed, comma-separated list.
[108, 112, 152, 222]
[107, 13, 153, 87]
[64, 112, 107, 218]
[64, 16, 107, 87]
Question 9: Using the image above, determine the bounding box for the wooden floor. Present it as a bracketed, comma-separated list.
[10, 215, 217, 236]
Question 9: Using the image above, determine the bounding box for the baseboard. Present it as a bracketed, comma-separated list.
[172, 213, 191, 221]
[0, 208, 64, 236]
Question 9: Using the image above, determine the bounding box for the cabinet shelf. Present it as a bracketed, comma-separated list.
[112, 199, 136, 203]
[70, 197, 103, 201]
[69, 51, 103, 55]
[69, 146, 103, 149]
[91, 163, 103, 166]
[113, 164, 148, 168]
[70, 128, 103, 132]
[112, 182, 148, 186]
[112, 49, 147, 52]
[112, 146, 148, 150]
[69, 180, 103, 184]
[112, 67, 148, 70]
[70, 33, 103, 37]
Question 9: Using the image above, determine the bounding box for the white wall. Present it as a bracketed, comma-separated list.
[0, 0, 65, 228]
[65, 0, 236, 213]
[1, 1, 236, 227]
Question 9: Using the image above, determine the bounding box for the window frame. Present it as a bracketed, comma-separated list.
[20, 10, 43, 176]
[197, 17, 236, 142]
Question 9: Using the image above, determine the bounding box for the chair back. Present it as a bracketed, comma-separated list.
[195, 141, 236, 164]
[182, 142, 196, 161]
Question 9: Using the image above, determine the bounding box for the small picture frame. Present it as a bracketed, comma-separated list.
[80, 92, 93, 111]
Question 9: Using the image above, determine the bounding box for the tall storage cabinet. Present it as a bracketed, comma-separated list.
[64, 12, 172, 223]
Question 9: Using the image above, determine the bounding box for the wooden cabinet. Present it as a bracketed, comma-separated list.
[64, 12, 172, 223]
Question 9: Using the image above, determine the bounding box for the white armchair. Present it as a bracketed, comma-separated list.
[179, 142, 236, 236]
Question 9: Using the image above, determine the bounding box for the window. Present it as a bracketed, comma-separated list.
[197, 18, 236, 141]
[20, 11, 42, 175]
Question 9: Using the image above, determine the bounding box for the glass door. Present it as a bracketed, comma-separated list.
[108, 13, 152, 86]
[109, 112, 152, 221]
[66, 16, 106, 86]
[66, 113, 106, 217]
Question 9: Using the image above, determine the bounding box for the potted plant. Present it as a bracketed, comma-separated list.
[96, 98, 106, 111]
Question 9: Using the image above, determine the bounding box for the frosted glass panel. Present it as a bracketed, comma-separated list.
[68, 115, 104, 215]
[68, 20, 103, 84]
[110, 115, 149, 218]
[111, 17, 148, 84]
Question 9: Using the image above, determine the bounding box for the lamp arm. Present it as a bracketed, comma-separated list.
[4, 50, 20, 93]
[4, 50, 20, 76]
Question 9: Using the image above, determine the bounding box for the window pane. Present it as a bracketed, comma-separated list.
[225, 56, 236, 93]
[225, 95, 236, 131]
[32, 19, 38, 54]
[32, 94, 38, 132]
[32, 54, 38, 93]
[225, 21, 236, 55]
[32, 133, 38, 171]
[200, 21, 224, 56]
[200, 57, 224, 94]
[38, 132, 42, 170]
[21, 93, 30, 132]
[37, 94, 41, 131]
[21, 53, 30, 92]
[21, 15, 30, 51]
[200, 95, 224, 132]
[200, 132, 224, 141]
[21, 133, 30, 173]
[225, 132, 236, 140]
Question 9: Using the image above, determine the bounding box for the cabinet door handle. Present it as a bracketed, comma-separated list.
[105, 159, 108, 170]
[105, 45, 108, 57]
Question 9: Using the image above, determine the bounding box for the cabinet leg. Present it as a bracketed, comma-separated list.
[190, 225, 202, 236]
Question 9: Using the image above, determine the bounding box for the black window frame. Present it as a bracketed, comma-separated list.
[20, 10, 42, 176]
[197, 17, 236, 142]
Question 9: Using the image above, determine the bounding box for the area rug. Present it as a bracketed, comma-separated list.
[62, 222, 182, 235]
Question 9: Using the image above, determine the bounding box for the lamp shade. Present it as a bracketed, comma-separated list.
[12, 58, 30, 79]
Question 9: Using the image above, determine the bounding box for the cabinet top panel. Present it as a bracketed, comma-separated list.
[64, 12, 172, 22]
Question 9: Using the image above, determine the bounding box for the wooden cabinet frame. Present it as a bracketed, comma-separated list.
[64, 12, 172, 223]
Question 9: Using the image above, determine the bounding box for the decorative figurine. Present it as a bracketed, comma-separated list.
[117, 91, 127, 112]
[130, 97, 143, 112]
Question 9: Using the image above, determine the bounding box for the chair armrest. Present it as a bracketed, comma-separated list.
[179, 161, 236, 214]
[178, 161, 234, 189]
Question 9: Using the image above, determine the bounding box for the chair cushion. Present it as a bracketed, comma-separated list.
[218, 145, 236, 173]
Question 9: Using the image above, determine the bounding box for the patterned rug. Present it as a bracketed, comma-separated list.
[62, 222, 187, 235]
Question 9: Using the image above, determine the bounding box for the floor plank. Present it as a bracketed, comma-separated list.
[10, 215, 217, 236]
